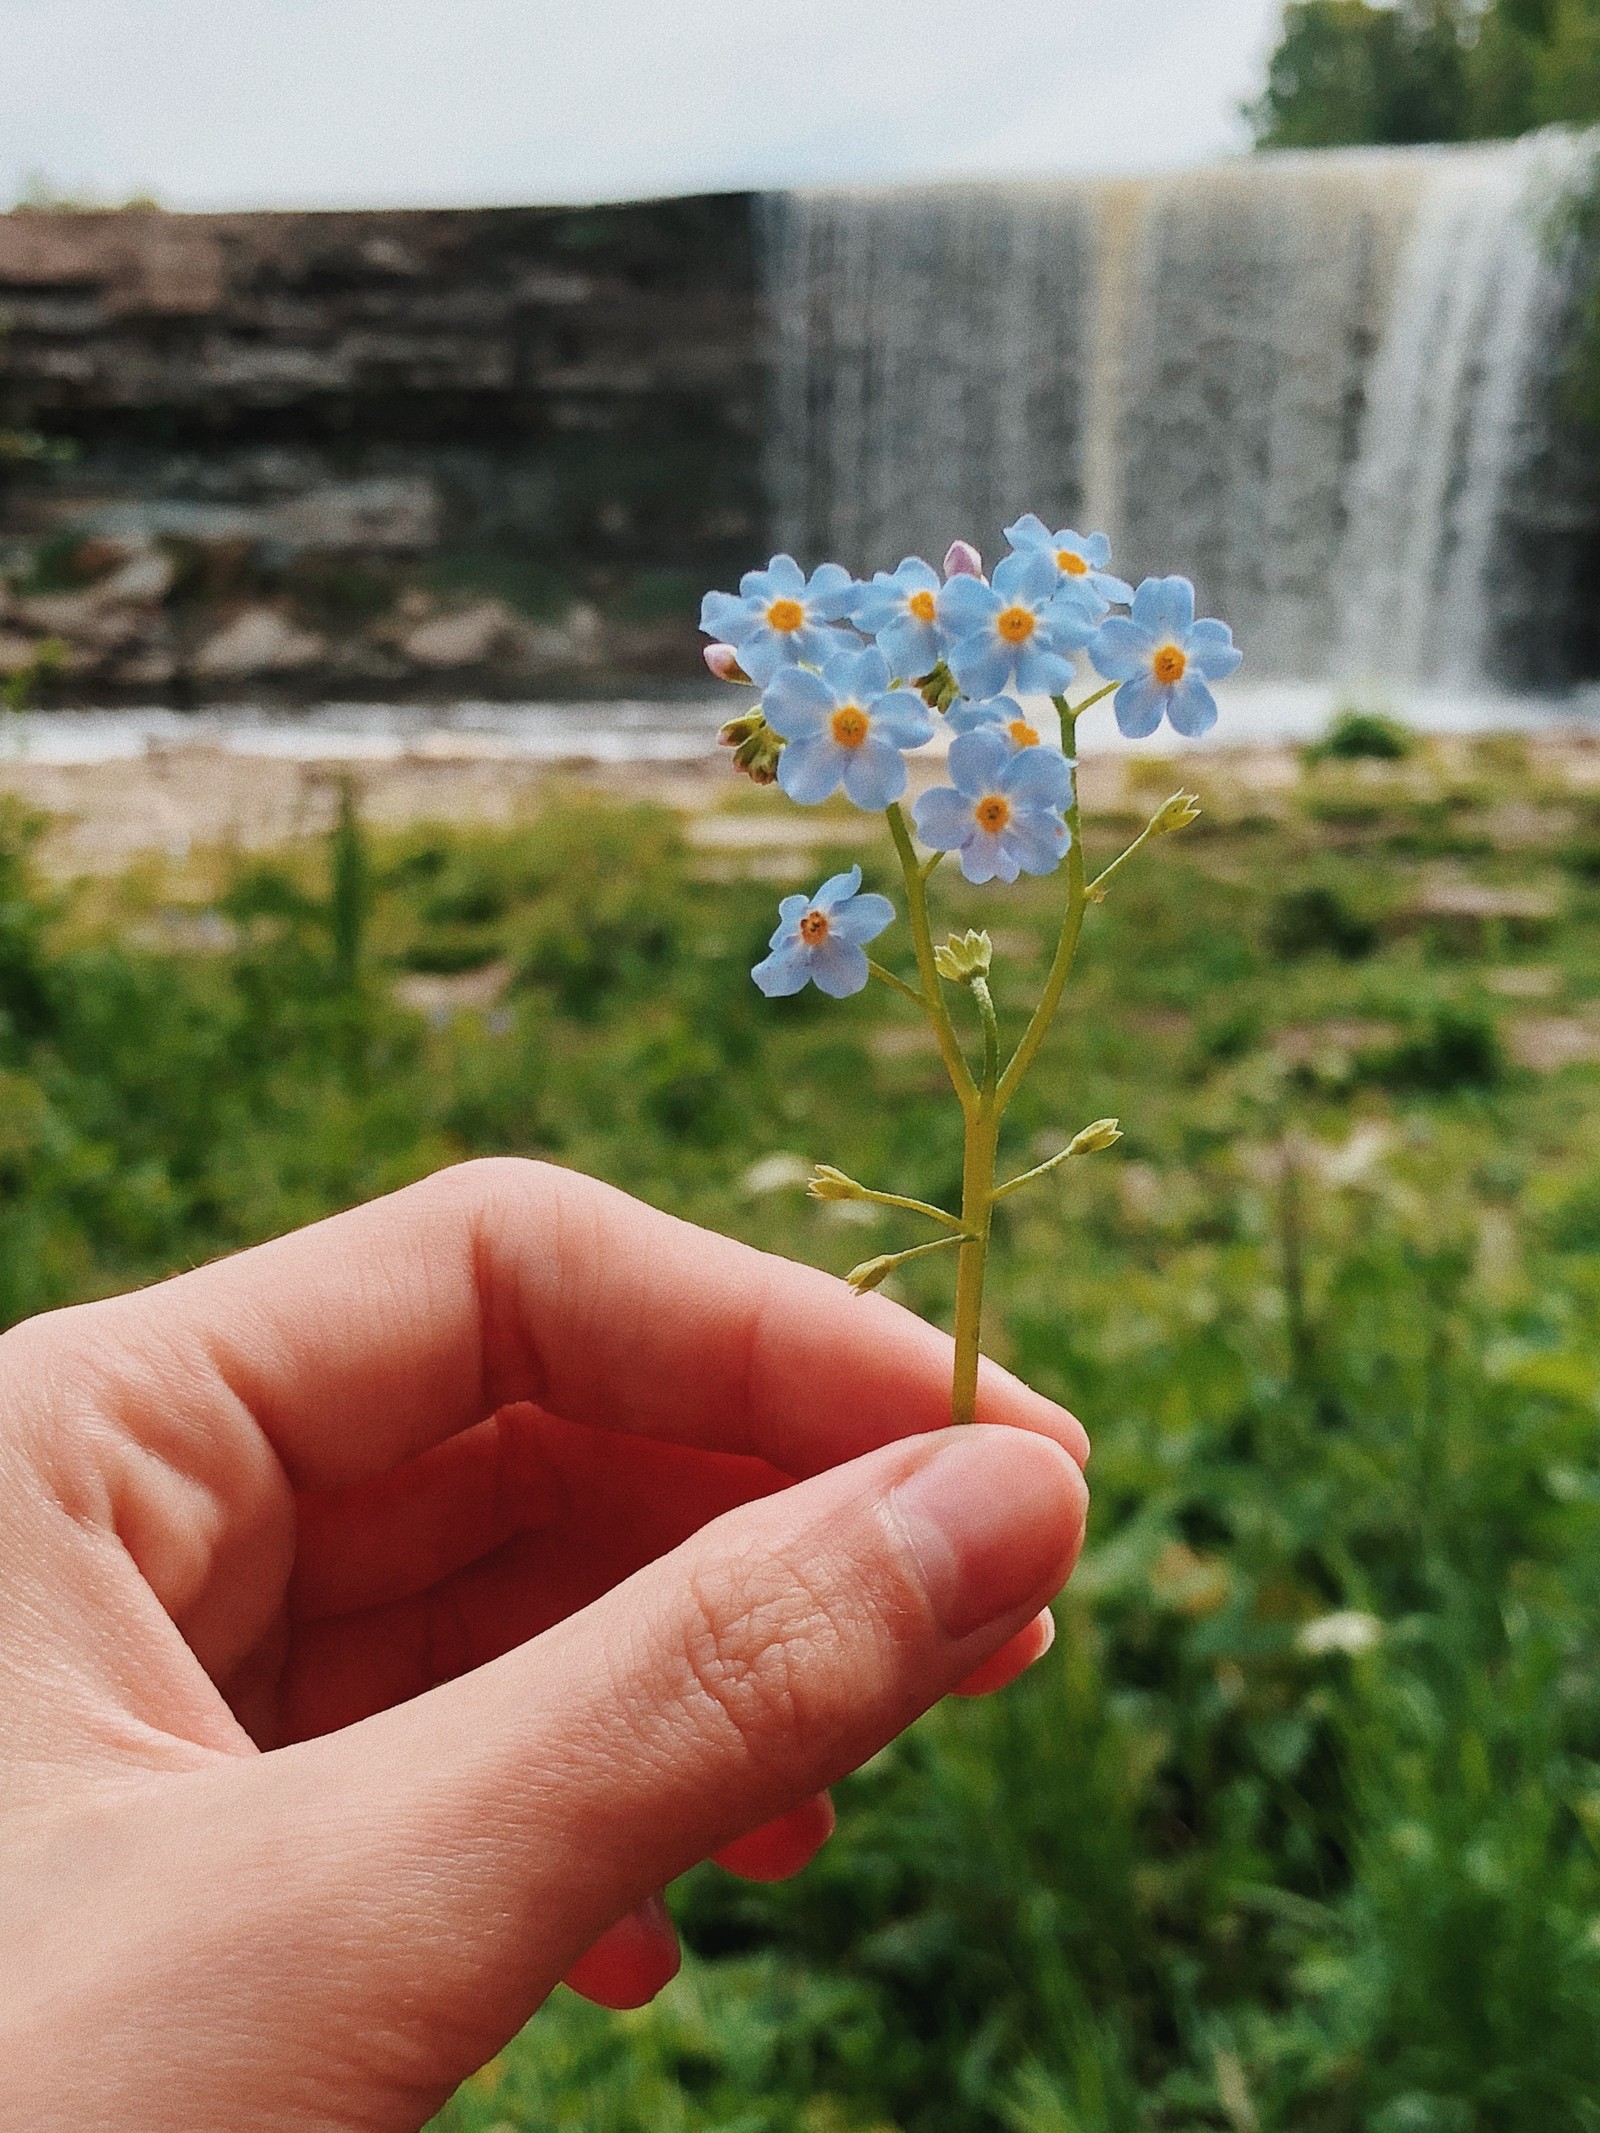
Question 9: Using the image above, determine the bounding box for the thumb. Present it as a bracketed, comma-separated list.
[147, 1425, 1085, 2128]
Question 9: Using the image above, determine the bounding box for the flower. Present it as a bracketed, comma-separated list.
[751, 865, 894, 998]
[942, 539, 983, 579]
[1003, 513, 1133, 605]
[703, 643, 751, 683]
[945, 693, 1062, 755]
[763, 645, 935, 809]
[1088, 577, 1243, 739]
[851, 556, 947, 681]
[939, 549, 1100, 700]
[912, 728, 1073, 885]
[700, 554, 857, 686]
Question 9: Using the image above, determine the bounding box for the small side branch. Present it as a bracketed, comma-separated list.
[848, 1230, 973, 1294]
[809, 1165, 965, 1232]
[993, 1119, 1122, 1202]
[866, 959, 929, 1009]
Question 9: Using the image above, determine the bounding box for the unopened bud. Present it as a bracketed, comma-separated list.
[704, 643, 752, 684]
[846, 1253, 901, 1294]
[933, 929, 993, 984]
[718, 708, 785, 784]
[943, 539, 983, 580]
[1067, 1117, 1122, 1157]
[1149, 790, 1202, 836]
[807, 1164, 866, 1203]
[915, 659, 961, 713]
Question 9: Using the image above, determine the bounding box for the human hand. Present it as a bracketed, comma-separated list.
[0, 1159, 1088, 2132]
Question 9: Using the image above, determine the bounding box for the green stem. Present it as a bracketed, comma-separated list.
[886, 802, 976, 1111]
[950, 974, 1002, 1424]
[1068, 679, 1118, 722]
[866, 959, 929, 1009]
[993, 1143, 1084, 1202]
[1086, 823, 1158, 904]
[847, 1184, 966, 1232]
[997, 708, 1087, 1108]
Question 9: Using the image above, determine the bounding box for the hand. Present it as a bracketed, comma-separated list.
[0, 1158, 1089, 2132]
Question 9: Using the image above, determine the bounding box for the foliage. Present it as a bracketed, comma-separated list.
[2, 744, 1600, 2123]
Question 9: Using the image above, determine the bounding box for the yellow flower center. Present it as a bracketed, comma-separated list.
[799, 909, 830, 946]
[831, 705, 870, 748]
[974, 794, 1011, 833]
[1007, 718, 1040, 748]
[1057, 549, 1090, 576]
[1152, 643, 1187, 685]
[907, 589, 937, 623]
[767, 597, 805, 633]
[996, 605, 1036, 645]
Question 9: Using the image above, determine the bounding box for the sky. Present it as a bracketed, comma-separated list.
[2, 0, 1287, 210]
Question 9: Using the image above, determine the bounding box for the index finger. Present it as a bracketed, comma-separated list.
[45, 1157, 1089, 1489]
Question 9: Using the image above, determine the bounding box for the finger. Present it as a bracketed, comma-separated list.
[712, 1793, 835, 1883]
[289, 1405, 785, 1625]
[561, 1897, 680, 2011]
[44, 1157, 1087, 1494]
[951, 1606, 1055, 1697]
[217, 1423, 1088, 2090]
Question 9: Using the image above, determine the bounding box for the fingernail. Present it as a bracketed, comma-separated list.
[888, 1429, 1084, 1640]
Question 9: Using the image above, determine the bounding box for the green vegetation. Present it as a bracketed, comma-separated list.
[4, 740, 1600, 2125]
[1250, 0, 1600, 149]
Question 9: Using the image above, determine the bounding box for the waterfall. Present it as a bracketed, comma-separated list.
[762, 138, 1591, 688]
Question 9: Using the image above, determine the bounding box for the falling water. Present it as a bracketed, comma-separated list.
[762, 138, 1592, 687]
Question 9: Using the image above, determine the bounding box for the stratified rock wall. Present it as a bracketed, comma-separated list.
[0, 200, 763, 699]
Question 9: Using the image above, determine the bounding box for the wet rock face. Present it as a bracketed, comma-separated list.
[0, 199, 763, 701]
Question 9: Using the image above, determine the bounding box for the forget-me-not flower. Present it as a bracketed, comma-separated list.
[912, 728, 1073, 885]
[939, 550, 1100, 700]
[851, 557, 947, 681]
[1004, 514, 1133, 606]
[1089, 576, 1243, 738]
[700, 553, 857, 685]
[946, 694, 1062, 755]
[751, 865, 894, 998]
[763, 645, 935, 809]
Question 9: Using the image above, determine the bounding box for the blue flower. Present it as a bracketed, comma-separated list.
[700, 553, 857, 686]
[1088, 577, 1243, 739]
[1003, 513, 1134, 606]
[850, 556, 947, 681]
[752, 865, 895, 999]
[939, 550, 1100, 700]
[946, 693, 1065, 755]
[763, 646, 935, 810]
[911, 728, 1073, 885]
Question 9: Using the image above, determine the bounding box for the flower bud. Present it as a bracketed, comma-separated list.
[807, 1164, 866, 1202]
[1067, 1117, 1122, 1157]
[915, 659, 961, 714]
[846, 1253, 900, 1294]
[704, 643, 752, 684]
[1149, 790, 1202, 837]
[943, 539, 983, 580]
[718, 708, 784, 784]
[933, 929, 993, 985]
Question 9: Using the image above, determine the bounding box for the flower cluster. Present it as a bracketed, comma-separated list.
[698, 514, 1242, 1424]
[703, 517, 1241, 998]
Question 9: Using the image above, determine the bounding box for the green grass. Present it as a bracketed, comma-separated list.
[6, 736, 1600, 2128]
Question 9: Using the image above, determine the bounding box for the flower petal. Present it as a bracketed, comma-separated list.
[1005, 810, 1071, 875]
[1089, 570, 1135, 605]
[1131, 575, 1196, 638]
[805, 562, 857, 619]
[812, 864, 863, 911]
[957, 831, 1014, 886]
[777, 893, 810, 926]
[1002, 512, 1052, 552]
[1002, 744, 1074, 810]
[991, 549, 1059, 605]
[841, 737, 908, 810]
[948, 635, 1014, 700]
[938, 574, 998, 633]
[1089, 616, 1154, 682]
[809, 938, 871, 998]
[870, 694, 936, 748]
[878, 614, 943, 681]
[1167, 675, 1219, 738]
[948, 727, 1012, 796]
[1113, 673, 1168, 739]
[911, 785, 975, 849]
[828, 891, 895, 945]
[1185, 618, 1243, 681]
[1012, 642, 1075, 695]
[946, 694, 1013, 734]
[752, 943, 812, 997]
[701, 589, 755, 641]
[778, 735, 846, 803]
[762, 666, 832, 739]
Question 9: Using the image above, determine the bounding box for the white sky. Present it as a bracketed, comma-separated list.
[2, 0, 1286, 210]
